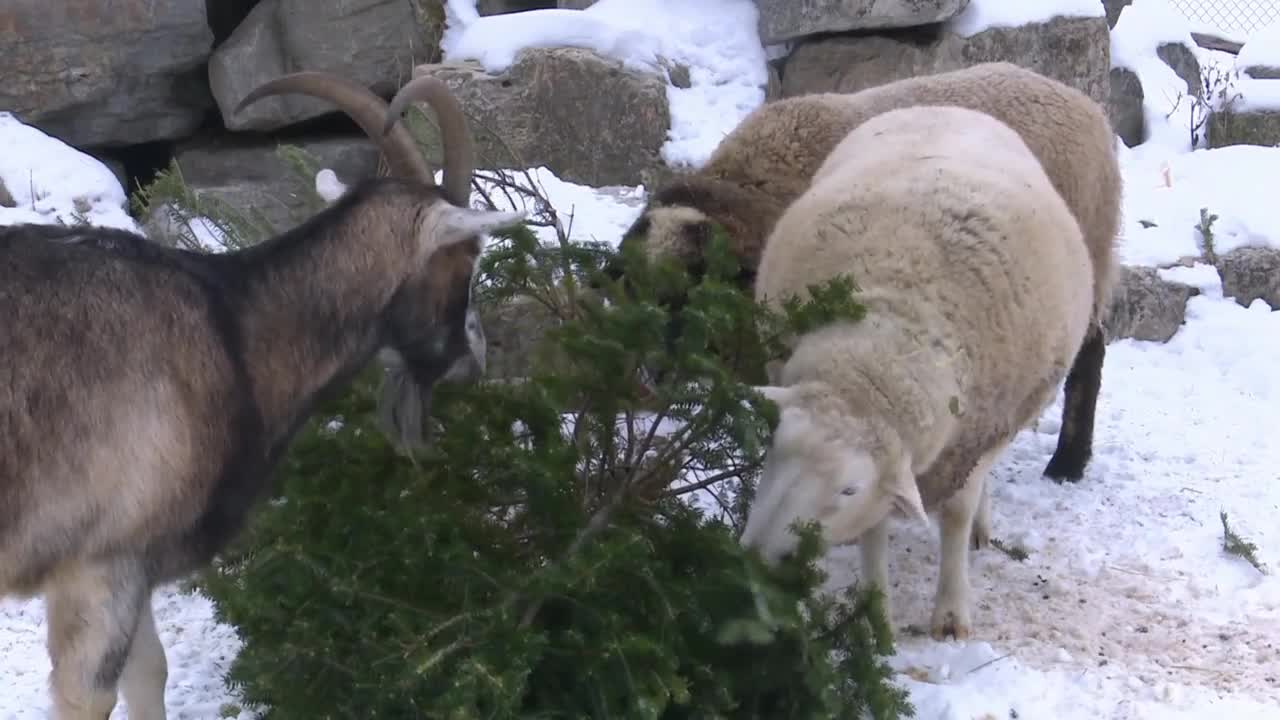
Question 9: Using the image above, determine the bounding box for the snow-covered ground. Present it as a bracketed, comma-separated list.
[3, 0, 1280, 718]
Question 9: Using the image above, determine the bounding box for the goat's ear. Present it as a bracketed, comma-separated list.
[424, 204, 528, 253]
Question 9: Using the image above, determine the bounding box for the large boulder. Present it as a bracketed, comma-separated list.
[781, 15, 1111, 108]
[1156, 41, 1203, 99]
[480, 295, 563, 380]
[154, 133, 383, 241]
[756, 0, 970, 45]
[208, 0, 442, 132]
[409, 49, 671, 187]
[1216, 246, 1280, 310]
[1207, 109, 1280, 148]
[0, 0, 213, 148]
[1110, 67, 1145, 147]
[1103, 266, 1200, 343]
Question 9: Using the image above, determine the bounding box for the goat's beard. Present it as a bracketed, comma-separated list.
[376, 359, 433, 453]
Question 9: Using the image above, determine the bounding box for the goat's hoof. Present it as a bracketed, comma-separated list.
[929, 608, 972, 641]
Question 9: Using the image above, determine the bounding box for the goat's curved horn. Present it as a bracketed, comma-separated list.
[382, 75, 475, 208]
[233, 71, 435, 186]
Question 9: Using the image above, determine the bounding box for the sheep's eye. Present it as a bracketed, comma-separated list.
[841, 486, 857, 496]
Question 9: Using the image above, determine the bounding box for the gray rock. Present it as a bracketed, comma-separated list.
[164, 133, 383, 238]
[208, 0, 439, 132]
[1157, 42, 1203, 99]
[659, 59, 693, 89]
[1216, 246, 1280, 310]
[1243, 66, 1280, 80]
[480, 295, 563, 380]
[767, 62, 784, 102]
[1103, 0, 1132, 28]
[1110, 67, 1145, 147]
[781, 15, 1111, 109]
[1207, 109, 1280, 148]
[1103, 266, 1200, 343]
[410, 49, 671, 187]
[0, 177, 15, 208]
[477, 1, 593, 13]
[0, 0, 213, 148]
[757, 0, 970, 45]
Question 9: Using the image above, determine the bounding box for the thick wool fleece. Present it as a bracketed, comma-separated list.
[755, 105, 1095, 507]
[642, 62, 1120, 325]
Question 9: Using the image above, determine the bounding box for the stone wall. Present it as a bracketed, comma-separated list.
[2, 0, 1275, 378]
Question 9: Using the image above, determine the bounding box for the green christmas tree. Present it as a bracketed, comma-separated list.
[135, 147, 912, 719]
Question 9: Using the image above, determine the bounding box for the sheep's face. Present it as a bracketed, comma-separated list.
[739, 383, 928, 565]
[604, 205, 729, 297]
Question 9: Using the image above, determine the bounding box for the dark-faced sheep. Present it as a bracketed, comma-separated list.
[738, 105, 1095, 641]
[0, 72, 525, 720]
[608, 62, 1122, 485]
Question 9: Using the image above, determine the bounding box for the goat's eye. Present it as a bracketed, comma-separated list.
[841, 486, 857, 496]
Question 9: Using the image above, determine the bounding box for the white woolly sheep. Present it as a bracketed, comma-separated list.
[738, 104, 1096, 641]
[608, 62, 1122, 485]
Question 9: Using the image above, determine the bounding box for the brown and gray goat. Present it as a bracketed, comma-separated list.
[0, 71, 524, 720]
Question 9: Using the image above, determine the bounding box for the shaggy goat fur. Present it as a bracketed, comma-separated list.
[0, 72, 525, 720]
[612, 62, 1121, 484]
[738, 105, 1095, 641]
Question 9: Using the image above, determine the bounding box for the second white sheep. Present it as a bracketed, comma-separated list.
[739, 105, 1096, 640]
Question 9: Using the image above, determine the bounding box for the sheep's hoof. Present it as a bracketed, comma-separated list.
[1043, 454, 1086, 483]
[930, 608, 972, 641]
[970, 522, 991, 551]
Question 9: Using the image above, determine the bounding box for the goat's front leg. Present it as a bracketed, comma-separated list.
[45, 556, 150, 720]
[121, 598, 168, 720]
[930, 443, 1005, 641]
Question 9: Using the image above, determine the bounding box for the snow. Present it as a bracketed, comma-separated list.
[1117, 144, 1280, 266]
[0, 112, 140, 233]
[313, 167, 347, 204]
[1111, 0, 1205, 153]
[1112, 0, 1200, 66]
[440, 0, 767, 170]
[1232, 21, 1280, 112]
[6, 4, 1280, 719]
[470, 166, 645, 248]
[1236, 20, 1280, 71]
[947, 0, 1104, 38]
[1232, 77, 1280, 113]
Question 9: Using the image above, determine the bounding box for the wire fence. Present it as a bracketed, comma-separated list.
[1167, 0, 1280, 39]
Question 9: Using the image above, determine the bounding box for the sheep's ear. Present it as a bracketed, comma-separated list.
[886, 462, 929, 527]
[752, 385, 796, 408]
[424, 204, 527, 253]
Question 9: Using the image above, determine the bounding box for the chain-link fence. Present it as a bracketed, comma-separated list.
[1167, 0, 1280, 39]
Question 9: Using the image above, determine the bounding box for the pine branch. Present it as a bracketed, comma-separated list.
[1220, 510, 1267, 574]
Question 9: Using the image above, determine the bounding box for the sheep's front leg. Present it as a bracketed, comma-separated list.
[931, 444, 1005, 640]
[121, 598, 168, 720]
[46, 556, 149, 720]
[970, 478, 992, 550]
[859, 519, 893, 621]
